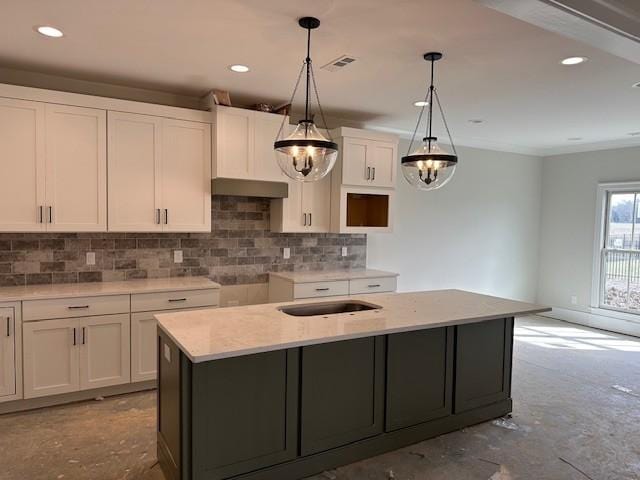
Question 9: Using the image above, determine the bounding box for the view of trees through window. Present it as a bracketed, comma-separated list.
[602, 192, 640, 312]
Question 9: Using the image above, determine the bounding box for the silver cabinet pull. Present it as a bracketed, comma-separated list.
[309, 213, 312, 226]
[168, 298, 187, 303]
[367, 166, 371, 180]
[315, 287, 330, 291]
[303, 213, 307, 226]
[68, 305, 89, 310]
[5, 317, 10, 337]
[368, 284, 381, 288]
[164, 209, 169, 225]
[156, 208, 161, 225]
[82, 327, 86, 345]
[48, 206, 53, 223]
[72, 327, 77, 346]
[372, 167, 376, 181]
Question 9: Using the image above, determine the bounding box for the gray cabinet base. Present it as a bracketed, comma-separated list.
[220, 399, 511, 480]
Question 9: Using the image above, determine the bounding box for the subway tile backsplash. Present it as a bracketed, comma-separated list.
[0, 196, 366, 287]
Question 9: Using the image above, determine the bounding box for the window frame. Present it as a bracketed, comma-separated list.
[591, 181, 640, 314]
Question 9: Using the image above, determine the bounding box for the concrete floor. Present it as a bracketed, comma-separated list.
[1, 316, 639, 480]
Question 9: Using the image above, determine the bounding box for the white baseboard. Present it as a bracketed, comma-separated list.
[541, 306, 640, 338]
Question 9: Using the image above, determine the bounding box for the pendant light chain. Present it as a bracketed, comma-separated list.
[304, 26, 312, 123]
[434, 89, 457, 156]
[426, 57, 435, 150]
[275, 60, 306, 141]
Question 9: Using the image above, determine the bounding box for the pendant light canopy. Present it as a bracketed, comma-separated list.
[274, 17, 338, 182]
[402, 52, 458, 191]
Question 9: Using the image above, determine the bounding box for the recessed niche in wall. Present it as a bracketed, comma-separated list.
[346, 193, 389, 228]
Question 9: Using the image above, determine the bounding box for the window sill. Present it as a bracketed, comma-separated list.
[590, 306, 640, 324]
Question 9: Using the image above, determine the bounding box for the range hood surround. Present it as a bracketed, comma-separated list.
[211, 178, 289, 199]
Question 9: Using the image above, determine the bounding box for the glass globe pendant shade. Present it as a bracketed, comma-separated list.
[401, 137, 457, 191]
[275, 120, 338, 182]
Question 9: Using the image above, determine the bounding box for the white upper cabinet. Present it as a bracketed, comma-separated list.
[213, 106, 288, 182]
[332, 127, 398, 189]
[108, 112, 162, 232]
[271, 176, 331, 233]
[108, 112, 211, 232]
[45, 104, 107, 231]
[162, 119, 212, 232]
[0, 98, 46, 232]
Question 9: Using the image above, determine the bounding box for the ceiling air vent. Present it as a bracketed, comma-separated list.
[321, 55, 357, 72]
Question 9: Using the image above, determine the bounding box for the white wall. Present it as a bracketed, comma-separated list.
[367, 141, 543, 302]
[536, 146, 640, 334]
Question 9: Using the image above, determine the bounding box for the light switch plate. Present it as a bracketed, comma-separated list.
[571, 295, 578, 305]
[86, 252, 96, 265]
[341, 247, 348, 257]
[163, 343, 171, 362]
[174, 250, 183, 263]
[283, 247, 291, 259]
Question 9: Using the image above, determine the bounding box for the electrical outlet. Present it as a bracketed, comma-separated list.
[174, 250, 183, 263]
[341, 246, 348, 257]
[571, 295, 578, 305]
[86, 252, 96, 266]
[227, 300, 240, 307]
[283, 247, 291, 259]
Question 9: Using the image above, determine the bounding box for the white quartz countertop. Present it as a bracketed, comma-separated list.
[269, 269, 398, 283]
[156, 289, 550, 363]
[0, 277, 220, 302]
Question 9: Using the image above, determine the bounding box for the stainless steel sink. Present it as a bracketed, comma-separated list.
[278, 300, 382, 317]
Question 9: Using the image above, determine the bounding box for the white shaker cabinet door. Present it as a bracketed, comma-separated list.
[131, 311, 158, 383]
[369, 141, 396, 188]
[79, 314, 130, 390]
[107, 111, 163, 232]
[0, 98, 46, 232]
[45, 104, 107, 231]
[162, 119, 211, 232]
[302, 176, 331, 233]
[0, 308, 16, 398]
[341, 137, 370, 187]
[214, 107, 253, 179]
[254, 112, 286, 182]
[23, 318, 80, 399]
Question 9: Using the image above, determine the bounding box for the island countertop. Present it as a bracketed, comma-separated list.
[156, 289, 550, 363]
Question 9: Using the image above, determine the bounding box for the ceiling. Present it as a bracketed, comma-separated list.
[2, 0, 640, 156]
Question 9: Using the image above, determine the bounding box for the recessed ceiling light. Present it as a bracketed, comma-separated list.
[413, 100, 429, 107]
[633, 82, 640, 88]
[35, 25, 64, 38]
[561, 56, 587, 65]
[468, 119, 484, 124]
[567, 137, 583, 141]
[229, 64, 250, 73]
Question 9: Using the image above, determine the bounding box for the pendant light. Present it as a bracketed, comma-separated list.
[274, 17, 338, 182]
[402, 52, 458, 191]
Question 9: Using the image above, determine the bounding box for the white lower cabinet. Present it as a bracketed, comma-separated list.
[0, 308, 16, 398]
[23, 314, 130, 399]
[80, 314, 130, 390]
[23, 318, 80, 399]
[131, 311, 158, 383]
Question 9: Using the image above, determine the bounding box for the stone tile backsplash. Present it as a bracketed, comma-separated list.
[0, 196, 366, 287]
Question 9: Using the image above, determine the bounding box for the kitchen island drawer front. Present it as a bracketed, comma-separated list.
[23, 295, 130, 321]
[131, 288, 219, 312]
[349, 276, 397, 295]
[300, 336, 385, 456]
[294, 280, 349, 299]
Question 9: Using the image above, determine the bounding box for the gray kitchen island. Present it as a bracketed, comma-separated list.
[155, 289, 549, 480]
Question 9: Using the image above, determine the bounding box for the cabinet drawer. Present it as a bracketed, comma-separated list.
[23, 295, 130, 321]
[293, 281, 349, 299]
[131, 288, 219, 312]
[349, 277, 397, 295]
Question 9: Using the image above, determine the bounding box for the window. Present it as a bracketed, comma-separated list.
[594, 184, 640, 314]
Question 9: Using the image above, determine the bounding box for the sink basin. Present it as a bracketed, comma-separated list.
[279, 300, 382, 317]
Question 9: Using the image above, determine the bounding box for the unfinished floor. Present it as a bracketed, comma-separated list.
[1, 316, 639, 480]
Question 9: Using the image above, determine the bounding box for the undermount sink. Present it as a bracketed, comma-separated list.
[279, 300, 382, 317]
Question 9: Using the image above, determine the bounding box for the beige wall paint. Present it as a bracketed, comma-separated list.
[367, 140, 543, 302]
